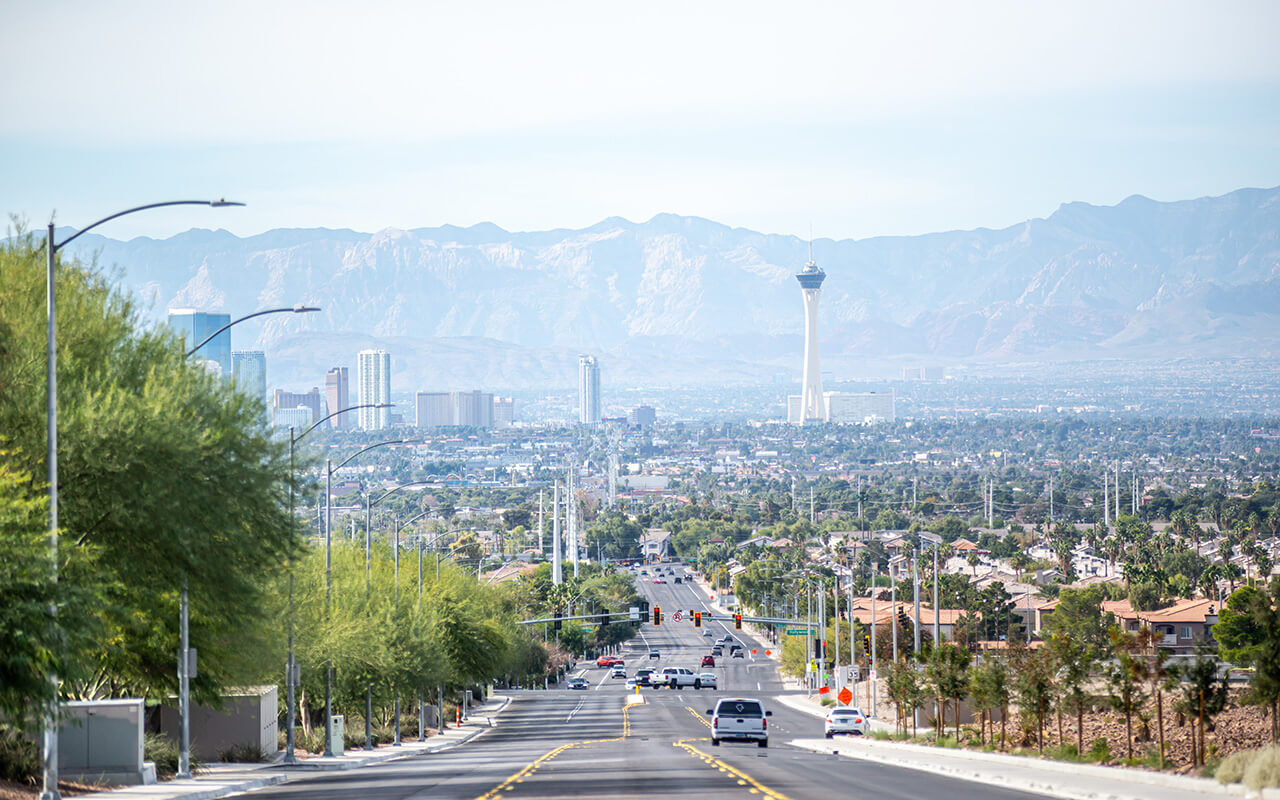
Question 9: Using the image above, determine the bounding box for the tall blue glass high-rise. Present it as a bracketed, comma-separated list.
[168, 309, 232, 376]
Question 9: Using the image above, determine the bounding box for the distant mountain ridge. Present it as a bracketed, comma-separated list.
[57, 186, 1280, 390]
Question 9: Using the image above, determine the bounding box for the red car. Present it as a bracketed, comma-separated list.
[597, 655, 620, 668]
[701, 655, 716, 667]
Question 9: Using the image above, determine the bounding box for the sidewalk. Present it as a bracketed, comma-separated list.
[72, 695, 510, 800]
[774, 691, 901, 735]
[777, 691, 1257, 800]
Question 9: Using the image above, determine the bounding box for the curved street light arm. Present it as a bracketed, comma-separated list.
[370, 480, 431, 511]
[398, 510, 431, 535]
[55, 199, 244, 251]
[332, 438, 417, 473]
[186, 305, 319, 357]
[296, 402, 392, 443]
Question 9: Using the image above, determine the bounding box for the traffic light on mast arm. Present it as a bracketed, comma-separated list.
[694, 612, 702, 628]
[734, 613, 743, 629]
[653, 606, 662, 626]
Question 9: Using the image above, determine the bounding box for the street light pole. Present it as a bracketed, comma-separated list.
[323, 437, 414, 757]
[284, 403, 389, 763]
[42, 200, 242, 800]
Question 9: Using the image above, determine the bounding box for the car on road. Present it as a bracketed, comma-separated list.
[626, 676, 639, 689]
[708, 697, 771, 748]
[710, 646, 723, 656]
[610, 664, 627, 678]
[703, 630, 713, 638]
[652, 578, 666, 584]
[825, 707, 869, 737]
[657, 667, 701, 688]
[701, 655, 716, 667]
[697, 672, 717, 689]
[597, 655, 620, 668]
[635, 668, 654, 686]
[567, 677, 589, 690]
[674, 577, 682, 583]
[648, 649, 659, 659]
[731, 650, 745, 659]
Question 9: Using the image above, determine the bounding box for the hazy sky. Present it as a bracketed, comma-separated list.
[4, 1, 1279, 241]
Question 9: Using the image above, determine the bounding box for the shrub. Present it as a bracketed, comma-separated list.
[0, 725, 40, 784]
[1216, 748, 1258, 785]
[1088, 737, 1111, 763]
[145, 733, 204, 777]
[819, 697, 834, 707]
[1244, 747, 1280, 791]
[218, 742, 270, 763]
[293, 728, 324, 755]
[1045, 743, 1081, 762]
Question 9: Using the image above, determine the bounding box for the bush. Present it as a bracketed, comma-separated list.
[1244, 747, 1280, 791]
[0, 725, 40, 784]
[1216, 748, 1258, 785]
[218, 742, 270, 763]
[293, 728, 324, 755]
[1045, 743, 1082, 762]
[145, 733, 203, 777]
[1088, 737, 1111, 763]
[819, 697, 834, 707]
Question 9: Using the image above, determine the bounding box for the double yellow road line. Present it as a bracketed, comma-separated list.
[680, 706, 793, 800]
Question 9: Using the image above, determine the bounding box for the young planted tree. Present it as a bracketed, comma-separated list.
[1106, 626, 1150, 761]
[1014, 647, 1057, 753]
[970, 654, 1012, 748]
[1173, 655, 1229, 767]
[926, 642, 972, 740]
[1049, 633, 1095, 755]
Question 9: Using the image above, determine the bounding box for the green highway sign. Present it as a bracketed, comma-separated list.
[581, 626, 595, 632]
[786, 628, 810, 635]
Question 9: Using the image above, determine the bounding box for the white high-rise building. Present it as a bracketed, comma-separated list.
[795, 252, 827, 423]
[578, 355, 601, 425]
[357, 349, 391, 430]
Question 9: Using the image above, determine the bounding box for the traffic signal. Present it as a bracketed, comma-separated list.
[554, 616, 562, 631]
[734, 614, 743, 630]
[653, 606, 662, 626]
[689, 609, 695, 621]
[864, 633, 871, 655]
[814, 639, 827, 659]
[599, 612, 609, 627]
[694, 612, 702, 628]
[639, 599, 650, 613]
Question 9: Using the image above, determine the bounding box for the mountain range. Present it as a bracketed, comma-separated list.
[57, 186, 1280, 391]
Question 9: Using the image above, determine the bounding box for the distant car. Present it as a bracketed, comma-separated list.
[658, 667, 699, 688]
[626, 676, 639, 689]
[567, 677, 589, 690]
[597, 655, 619, 668]
[653, 578, 666, 584]
[701, 655, 716, 667]
[708, 697, 771, 747]
[649, 649, 660, 659]
[825, 707, 868, 737]
[610, 664, 627, 678]
[635, 668, 654, 686]
[674, 577, 682, 584]
[731, 650, 745, 659]
[639, 570, 648, 575]
[703, 630, 714, 638]
[711, 647, 723, 656]
[697, 672, 718, 689]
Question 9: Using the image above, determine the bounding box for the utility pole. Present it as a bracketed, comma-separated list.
[537, 489, 544, 555]
[1104, 472, 1110, 527]
[912, 549, 921, 653]
[818, 577, 827, 689]
[932, 543, 940, 647]
[869, 560, 877, 716]
[912, 477, 917, 508]
[1115, 466, 1120, 520]
[833, 577, 840, 692]
[891, 579, 898, 664]
[1049, 477, 1054, 522]
[569, 464, 579, 578]
[987, 478, 994, 528]
[552, 481, 562, 585]
[810, 487, 815, 525]
[857, 476, 863, 528]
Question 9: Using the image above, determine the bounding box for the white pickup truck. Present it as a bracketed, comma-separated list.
[656, 667, 701, 688]
[707, 697, 771, 748]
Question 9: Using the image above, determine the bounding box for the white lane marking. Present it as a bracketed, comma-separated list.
[565, 697, 586, 722]
[595, 670, 613, 690]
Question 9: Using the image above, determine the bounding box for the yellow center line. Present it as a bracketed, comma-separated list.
[476, 704, 638, 799]
[685, 706, 712, 728]
[672, 737, 795, 800]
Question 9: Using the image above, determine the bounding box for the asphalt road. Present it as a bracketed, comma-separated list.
[240, 564, 1051, 800]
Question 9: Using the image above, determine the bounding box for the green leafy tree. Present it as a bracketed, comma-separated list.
[1173, 654, 1229, 766]
[1048, 633, 1095, 755]
[1015, 647, 1057, 753]
[0, 232, 298, 707]
[925, 642, 972, 739]
[1106, 626, 1150, 760]
[1044, 585, 1115, 648]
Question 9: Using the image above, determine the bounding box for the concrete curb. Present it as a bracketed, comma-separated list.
[277, 695, 512, 771]
[69, 773, 287, 800]
[790, 736, 1248, 800]
[774, 692, 905, 735]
